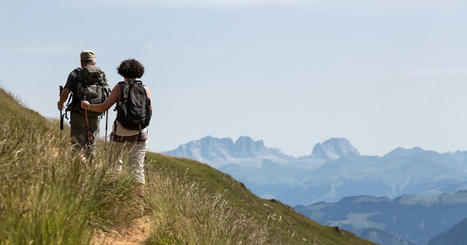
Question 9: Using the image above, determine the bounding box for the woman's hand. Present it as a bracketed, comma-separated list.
[81, 100, 90, 110]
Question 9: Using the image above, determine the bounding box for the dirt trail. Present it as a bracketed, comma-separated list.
[91, 216, 152, 245]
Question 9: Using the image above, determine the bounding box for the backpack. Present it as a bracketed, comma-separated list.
[74, 66, 111, 117]
[116, 80, 152, 131]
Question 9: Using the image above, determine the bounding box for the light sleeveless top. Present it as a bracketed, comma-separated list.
[111, 120, 148, 142]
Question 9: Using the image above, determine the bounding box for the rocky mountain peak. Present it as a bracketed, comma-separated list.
[311, 138, 359, 160]
[164, 136, 291, 167]
[231, 136, 267, 158]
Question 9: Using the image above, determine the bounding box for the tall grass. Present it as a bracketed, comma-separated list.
[0, 105, 137, 244]
[145, 167, 280, 245]
[0, 88, 374, 245]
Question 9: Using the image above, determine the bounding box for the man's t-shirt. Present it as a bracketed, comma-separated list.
[64, 68, 81, 106]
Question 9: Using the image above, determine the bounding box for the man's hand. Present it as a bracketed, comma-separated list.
[57, 101, 64, 110]
[58, 87, 70, 111]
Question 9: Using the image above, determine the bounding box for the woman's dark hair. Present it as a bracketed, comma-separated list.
[117, 59, 145, 78]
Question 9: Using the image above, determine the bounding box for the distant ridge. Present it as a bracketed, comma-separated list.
[360, 228, 416, 245]
[295, 191, 467, 245]
[164, 136, 467, 205]
[164, 136, 293, 167]
[427, 218, 467, 245]
[164, 136, 360, 167]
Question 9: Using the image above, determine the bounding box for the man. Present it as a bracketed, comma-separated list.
[57, 50, 108, 158]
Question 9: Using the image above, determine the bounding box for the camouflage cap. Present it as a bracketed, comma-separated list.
[80, 50, 96, 62]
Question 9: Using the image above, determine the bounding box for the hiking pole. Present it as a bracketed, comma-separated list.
[104, 110, 108, 151]
[83, 95, 91, 143]
[84, 109, 91, 142]
[83, 98, 93, 164]
[59, 86, 64, 138]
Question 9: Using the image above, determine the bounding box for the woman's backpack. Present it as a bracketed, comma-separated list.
[116, 80, 152, 130]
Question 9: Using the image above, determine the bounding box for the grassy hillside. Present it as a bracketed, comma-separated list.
[0, 88, 374, 245]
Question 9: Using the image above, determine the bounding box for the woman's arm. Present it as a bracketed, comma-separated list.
[145, 87, 153, 113]
[81, 85, 120, 113]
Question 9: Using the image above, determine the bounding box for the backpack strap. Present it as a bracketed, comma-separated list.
[117, 81, 126, 101]
[64, 94, 72, 120]
[119, 81, 135, 100]
[68, 68, 81, 112]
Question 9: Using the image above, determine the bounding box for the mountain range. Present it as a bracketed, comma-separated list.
[165, 136, 359, 170]
[295, 191, 467, 245]
[360, 229, 416, 245]
[427, 218, 467, 245]
[165, 136, 294, 168]
[164, 136, 467, 205]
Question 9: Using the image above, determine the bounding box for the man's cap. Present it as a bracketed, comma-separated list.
[80, 50, 96, 62]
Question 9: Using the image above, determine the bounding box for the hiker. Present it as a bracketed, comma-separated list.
[80, 59, 152, 198]
[57, 50, 110, 158]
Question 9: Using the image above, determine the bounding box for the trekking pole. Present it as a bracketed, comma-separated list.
[104, 110, 108, 151]
[85, 110, 91, 142]
[59, 86, 64, 138]
[83, 95, 91, 143]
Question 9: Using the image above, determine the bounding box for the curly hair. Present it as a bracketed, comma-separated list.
[117, 59, 145, 78]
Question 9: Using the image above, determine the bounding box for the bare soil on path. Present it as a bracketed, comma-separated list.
[91, 216, 152, 245]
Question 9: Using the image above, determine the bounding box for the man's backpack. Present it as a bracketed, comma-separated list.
[116, 80, 152, 131]
[75, 66, 110, 117]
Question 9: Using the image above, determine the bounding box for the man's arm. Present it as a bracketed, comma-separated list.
[57, 88, 70, 110]
[58, 69, 78, 110]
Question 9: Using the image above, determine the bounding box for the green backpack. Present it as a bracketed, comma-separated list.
[74, 66, 110, 117]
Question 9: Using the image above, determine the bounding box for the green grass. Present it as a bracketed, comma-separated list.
[0, 89, 138, 244]
[144, 153, 375, 245]
[0, 88, 374, 245]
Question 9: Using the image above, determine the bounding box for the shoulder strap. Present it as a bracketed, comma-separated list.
[79, 67, 87, 84]
[69, 68, 83, 110]
[117, 81, 127, 102]
[93, 66, 107, 85]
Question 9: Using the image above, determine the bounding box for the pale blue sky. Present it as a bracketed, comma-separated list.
[1, 0, 466, 156]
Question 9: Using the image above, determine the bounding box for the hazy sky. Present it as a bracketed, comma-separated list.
[1, 0, 466, 157]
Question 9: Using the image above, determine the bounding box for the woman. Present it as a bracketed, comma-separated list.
[81, 59, 152, 199]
